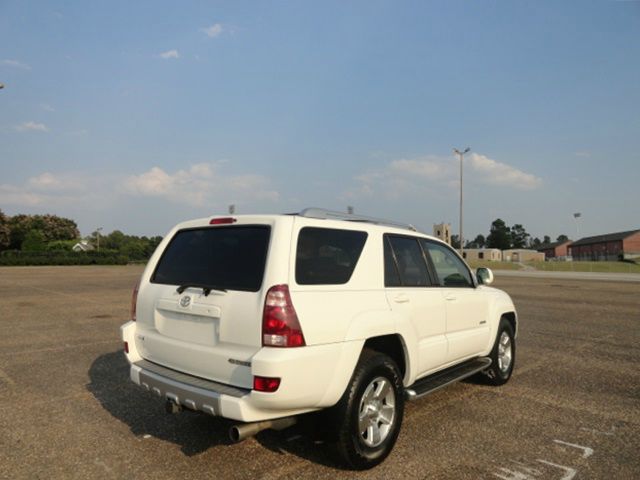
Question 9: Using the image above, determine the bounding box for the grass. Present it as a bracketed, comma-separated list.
[524, 261, 640, 273]
[467, 259, 640, 273]
[467, 260, 522, 271]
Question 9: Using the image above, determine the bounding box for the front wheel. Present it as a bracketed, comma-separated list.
[484, 318, 516, 385]
[332, 349, 404, 469]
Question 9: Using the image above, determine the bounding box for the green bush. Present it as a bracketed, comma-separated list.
[0, 250, 129, 266]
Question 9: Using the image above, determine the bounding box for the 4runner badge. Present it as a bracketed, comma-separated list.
[179, 296, 191, 308]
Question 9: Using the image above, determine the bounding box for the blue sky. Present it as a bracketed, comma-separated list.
[1, 1, 639, 241]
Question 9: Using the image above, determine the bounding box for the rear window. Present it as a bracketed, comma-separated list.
[296, 227, 368, 285]
[152, 226, 271, 292]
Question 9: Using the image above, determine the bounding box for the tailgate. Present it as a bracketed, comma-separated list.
[134, 223, 272, 389]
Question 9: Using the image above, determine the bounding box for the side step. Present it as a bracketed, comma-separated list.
[405, 357, 492, 401]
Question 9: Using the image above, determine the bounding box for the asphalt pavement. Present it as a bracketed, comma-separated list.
[0, 266, 638, 479]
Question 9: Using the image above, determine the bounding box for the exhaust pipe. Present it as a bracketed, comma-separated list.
[229, 416, 297, 443]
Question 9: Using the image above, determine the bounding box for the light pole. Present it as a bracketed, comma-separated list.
[453, 147, 470, 257]
[96, 227, 103, 252]
[573, 212, 581, 239]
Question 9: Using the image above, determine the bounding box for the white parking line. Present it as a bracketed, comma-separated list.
[553, 439, 594, 459]
[536, 460, 577, 480]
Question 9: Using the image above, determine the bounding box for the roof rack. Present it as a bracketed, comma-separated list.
[298, 208, 418, 232]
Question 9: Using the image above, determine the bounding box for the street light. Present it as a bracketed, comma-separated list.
[96, 227, 103, 252]
[453, 147, 470, 257]
[573, 212, 582, 239]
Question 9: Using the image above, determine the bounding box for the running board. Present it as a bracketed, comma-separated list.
[405, 357, 492, 401]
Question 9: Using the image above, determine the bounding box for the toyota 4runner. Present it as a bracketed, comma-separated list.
[121, 208, 517, 469]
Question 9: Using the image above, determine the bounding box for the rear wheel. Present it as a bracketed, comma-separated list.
[332, 349, 404, 469]
[484, 318, 515, 385]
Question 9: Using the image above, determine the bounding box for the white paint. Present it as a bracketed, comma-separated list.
[493, 467, 540, 480]
[580, 426, 615, 436]
[536, 460, 577, 480]
[553, 439, 594, 459]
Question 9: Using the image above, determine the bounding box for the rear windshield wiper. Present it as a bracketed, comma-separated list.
[176, 284, 227, 296]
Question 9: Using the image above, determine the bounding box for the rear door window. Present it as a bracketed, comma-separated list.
[296, 227, 367, 285]
[152, 226, 271, 292]
[386, 235, 432, 287]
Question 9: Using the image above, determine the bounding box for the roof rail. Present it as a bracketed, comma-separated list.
[298, 208, 418, 232]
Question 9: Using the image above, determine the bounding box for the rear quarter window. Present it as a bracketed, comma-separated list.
[151, 226, 270, 292]
[296, 227, 368, 285]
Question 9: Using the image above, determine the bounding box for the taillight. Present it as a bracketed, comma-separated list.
[262, 284, 305, 347]
[131, 281, 140, 321]
[253, 376, 281, 392]
[210, 217, 237, 225]
[124, 341, 129, 354]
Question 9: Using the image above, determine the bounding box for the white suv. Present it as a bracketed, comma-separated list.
[121, 208, 517, 469]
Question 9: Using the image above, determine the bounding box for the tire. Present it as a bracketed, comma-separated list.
[484, 318, 516, 386]
[331, 349, 404, 470]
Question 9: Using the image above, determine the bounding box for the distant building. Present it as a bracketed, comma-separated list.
[433, 223, 451, 245]
[72, 241, 94, 252]
[502, 249, 545, 263]
[568, 230, 640, 261]
[462, 248, 502, 262]
[536, 240, 572, 260]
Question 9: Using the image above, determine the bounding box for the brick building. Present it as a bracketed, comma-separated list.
[536, 240, 572, 260]
[568, 229, 640, 261]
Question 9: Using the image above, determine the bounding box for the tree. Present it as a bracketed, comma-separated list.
[487, 219, 512, 250]
[531, 237, 542, 248]
[543, 235, 551, 244]
[467, 234, 485, 248]
[510, 224, 530, 249]
[9, 214, 79, 249]
[0, 209, 10, 250]
[22, 230, 46, 251]
[556, 234, 569, 242]
[450, 234, 461, 249]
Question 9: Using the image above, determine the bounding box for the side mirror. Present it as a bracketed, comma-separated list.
[476, 267, 494, 286]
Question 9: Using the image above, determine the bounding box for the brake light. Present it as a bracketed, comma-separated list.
[210, 217, 237, 225]
[262, 284, 305, 347]
[131, 281, 139, 321]
[253, 376, 281, 392]
[124, 341, 129, 354]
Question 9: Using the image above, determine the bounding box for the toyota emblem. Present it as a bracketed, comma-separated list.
[179, 296, 191, 308]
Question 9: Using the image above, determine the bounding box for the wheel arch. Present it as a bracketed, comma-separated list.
[362, 334, 408, 381]
[501, 311, 518, 338]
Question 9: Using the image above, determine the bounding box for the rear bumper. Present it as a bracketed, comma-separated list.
[120, 321, 364, 422]
[129, 359, 309, 422]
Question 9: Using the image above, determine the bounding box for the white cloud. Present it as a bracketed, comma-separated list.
[16, 121, 49, 132]
[123, 163, 279, 207]
[468, 153, 542, 190]
[27, 172, 87, 192]
[345, 152, 542, 200]
[1, 59, 31, 70]
[202, 23, 223, 38]
[41, 103, 55, 112]
[158, 49, 180, 59]
[0, 172, 89, 207]
[389, 157, 452, 179]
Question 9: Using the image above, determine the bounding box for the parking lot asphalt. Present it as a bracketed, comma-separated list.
[0, 266, 638, 479]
